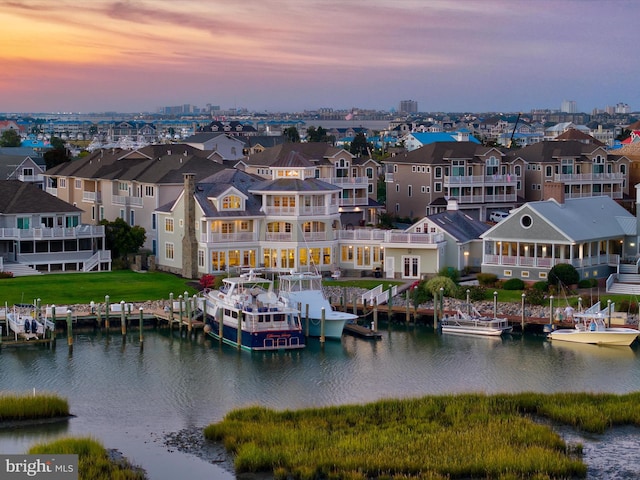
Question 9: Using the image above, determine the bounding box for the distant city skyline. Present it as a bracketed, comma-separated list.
[1, 0, 639, 114]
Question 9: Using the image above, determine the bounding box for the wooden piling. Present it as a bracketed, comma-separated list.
[104, 295, 110, 331]
[138, 307, 144, 345]
[237, 310, 242, 350]
[320, 307, 325, 344]
[120, 301, 126, 335]
[373, 299, 378, 332]
[66, 309, 73, 346]
[217, 306, 223, 340]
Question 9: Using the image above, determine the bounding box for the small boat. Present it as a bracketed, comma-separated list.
[6, 305, 40, 340]
[278, 270, 357, 339]
[199, 270, 305, 351]
[440, 304, 513, 337]
[547, 302, 640, 346]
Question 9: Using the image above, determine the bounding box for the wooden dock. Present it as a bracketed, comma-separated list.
[344, 323, 382, 340]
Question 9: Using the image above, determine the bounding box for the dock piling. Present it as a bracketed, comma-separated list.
[120, 300, 126, 335]
[139, 307, 144, 345]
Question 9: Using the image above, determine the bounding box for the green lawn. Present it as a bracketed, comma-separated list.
[0, 271, 197, 306]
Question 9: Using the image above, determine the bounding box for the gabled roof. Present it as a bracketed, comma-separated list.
[505, 140, 608, 163]
[383, 141, 494, 165]
[46, 144, 226, 184]
[270, 150, 314, 168]
[423, 210, 489, 243]
[243, 142, 350, 166]
[483, 196, 635, 242]
[555, 128, 605, 146]
[0, 180, 81, 214]
[249, 177, 340, 193]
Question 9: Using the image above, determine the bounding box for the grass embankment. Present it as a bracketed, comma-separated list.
[28, 437, 146, 480]
[205, 392, 640, 479]
[0, 393, 69, 421]
[0, 271, 197, 305]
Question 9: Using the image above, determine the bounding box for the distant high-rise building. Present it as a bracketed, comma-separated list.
[399, 100, 418, 114]
[615, 103, 630, 114]
[561, 100, 577, 114]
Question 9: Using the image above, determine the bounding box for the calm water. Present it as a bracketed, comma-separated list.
[1, 326, 640, 479]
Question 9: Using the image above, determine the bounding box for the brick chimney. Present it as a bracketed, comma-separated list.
[182, 173, 198, 279]
[542, 181, 565, 204]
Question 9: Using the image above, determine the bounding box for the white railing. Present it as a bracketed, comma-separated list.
[360, 285, 398, 305]
[112, 195, 143, 207]
[337, 229, 386, 241]
[263, 206, 296, 215]
[18, 174, 44, 182]
[46, 187, 58, 196]
[299, 206, 327, 215]
[303, 232, 327, 241]
[385, 232, 444, 244]
[320, 176, 369, 185]
[0, 256, 3, 272]
[265, 232, 294, 241]
[449, 193, 518, 204]
[564, 191, 623, 199]
[444, 174, 519, 186]
[0, 225, 105, 240]
[338, 197, 369, 206]
[200, 232, 257, 243]
[484, 254, 619, 268]
[82, 191, 102, 202]
[82, 251, 111, 272]
[554, 172, 624, 182]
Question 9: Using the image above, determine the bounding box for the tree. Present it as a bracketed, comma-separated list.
[99, 218, 146, 259]
[283, 126, 300, 143]
[43, 137, 71, 169]
[0, 129, 21, 147]
[349, 132, 370, 156]
[548, 263, 579, 288]
[307, 126, 330, 143]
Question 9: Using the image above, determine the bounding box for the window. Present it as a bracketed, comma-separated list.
[503, 270, 512, 277]
[118, 182, 128, 191]
[545, 166, 552, 177]
[165, 218, 174, 233]
[486, 156, 499, 176]
[451, 160, 464, 177]
[165, 243, 174, 260]
[65, 216, 79, 227]
[75, 179, 82, 189]
[561, 159, 573, 175]
[59, 178, 66, 188]
[22, 167, 33, 177]
[17, 217, 30, 229]
[434, 182, 442, 192]
[145, 186, 155, 197]
[421, 186, 426, 193]
[408, 185, 412, 197]
[395, 184, 399, 192]
[198, 250, 205, 267]
[366, 167, 373, 179]
[435, 167, 442, 178]
[368, 184, 373, 194]
[129, 210, 135, 226]
[152, 213, 156, 230]
[222, 195, 241, 209]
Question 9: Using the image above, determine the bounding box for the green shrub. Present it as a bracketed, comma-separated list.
[532, 281, 549, 292]
[438, 266, 460, 283]
[425, 276, 457, 297]
[502, 278, 525, 290]
[577, 278, 598, 288]
[476, 272, 498, 287]
[454, 285, 487, 302]
[411, 280, 432, 306]
[524, 287, 546, 306]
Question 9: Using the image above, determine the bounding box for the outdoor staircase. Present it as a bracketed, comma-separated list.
[606, 262, 640, 295]
[1, 262, 43, 277]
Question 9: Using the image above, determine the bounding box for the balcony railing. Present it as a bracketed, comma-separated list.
[554, 172, 624, 183]
[265, 232, 294, 241]
[200, 232, 257, 243]
[83, 191, 102, 202]
[337, 229, 443, 245]
[113, 195, 143, 207]
[46, 187, 58, 196]
[444, 174, 519, 187]
[263, 205, 340, 215]
[564, 191, 623, 199]
[319, 176, 370, 186]
[448, 193, 518, 204]
[18, 174, 43, 182]
[483, 254, 619, 268]
[0, 225, 105, 240]
[337, 196, 369, 206]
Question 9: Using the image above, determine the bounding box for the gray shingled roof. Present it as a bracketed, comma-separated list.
[523, 196, 635, 241]
[46, 144, 226, 184]
[506, 140, 608, 163]
[249, 177, 341, 193]
[243, 142, 348, 166]
[384, 142, 495, 165]
[0, 180, 81, 214]
[427, 210, 490, 243]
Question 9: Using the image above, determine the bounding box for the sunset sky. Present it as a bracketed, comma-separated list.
[2, 0, 638, 114]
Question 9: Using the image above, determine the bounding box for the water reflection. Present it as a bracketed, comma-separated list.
[0, 326, 639, 479]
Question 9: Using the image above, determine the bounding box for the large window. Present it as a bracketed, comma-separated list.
[17, 217, 30, 229]
[486, 156, 499, 176]
[561, 159, 573, 175]
[165, 243, 174, 260]
[403, 257, 419, 278]
[222, 195, 241, 209]
[451, 160, 464, 177]
[165, 218, 174, 233]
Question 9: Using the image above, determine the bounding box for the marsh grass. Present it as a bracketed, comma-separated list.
[0, 393, 69, 421]
[205, 392, 640, 479]
[28, 437, 146, 480]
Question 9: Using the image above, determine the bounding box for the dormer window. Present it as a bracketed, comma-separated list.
[222, 195, 241, 210]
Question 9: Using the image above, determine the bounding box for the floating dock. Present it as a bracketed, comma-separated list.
[343, 323, 382, 339]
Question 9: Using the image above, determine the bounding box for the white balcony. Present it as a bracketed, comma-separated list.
[444, 174, 519, 187]
[83, 191, 102, 202]
[483, 254, 619, 268]
[554, 172, 624, 183]
[319, 176, 369, 186]
[113, 195, 143, 207]
[200, 232, 257, 243]
[46, 187, 58, 196]
[0, 225, 105, 240]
